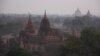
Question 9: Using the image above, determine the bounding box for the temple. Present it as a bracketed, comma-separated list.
[86, 10, 92, 17]
[73, 8, 82, 17]
[19, 11, 64, 55]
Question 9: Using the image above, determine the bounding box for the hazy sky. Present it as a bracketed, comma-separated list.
[0, 0, 100, 16]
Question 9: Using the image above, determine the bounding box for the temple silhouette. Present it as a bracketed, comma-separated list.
[19, 11, 64, 56]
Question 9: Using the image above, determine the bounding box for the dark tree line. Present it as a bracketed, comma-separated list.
[58, 27, 100, 56]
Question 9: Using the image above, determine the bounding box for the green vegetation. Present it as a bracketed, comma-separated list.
[59, 27, 100, 56]
[6, 48, 33, 56]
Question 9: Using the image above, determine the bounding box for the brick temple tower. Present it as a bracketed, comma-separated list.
[38, 11, 51, 36]
[24, 14, 36, 36]
[19, 12, 64, 54]
[19, 14, 36, 49]
[38, 11, 64, 45]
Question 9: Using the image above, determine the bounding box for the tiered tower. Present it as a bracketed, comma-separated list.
[73, 8, 82, 17]
[86, 10, 92, 17]
[19, 12, 64, 55]
[38, 11, 51, 36]
[19, 14, 36, 49]
[24, 14, 36, 36]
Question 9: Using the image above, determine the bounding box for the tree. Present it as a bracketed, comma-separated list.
[59, 27, 100, 56]
[6, 48, 33, 56]
[80, 27, 100, 56]
[0, 36, 8, 56]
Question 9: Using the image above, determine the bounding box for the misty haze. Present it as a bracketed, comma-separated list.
[0, 0, 100, 56]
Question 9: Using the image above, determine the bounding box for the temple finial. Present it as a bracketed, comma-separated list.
[27, 14, 32, 25]
[44, 10, 47, 19]
[45, 10, 46, 15]
[24, 13, 35, 34]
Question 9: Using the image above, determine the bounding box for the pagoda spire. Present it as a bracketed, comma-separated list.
[38, 10, 51, 36]
[44, 10, 47, 19]
[86, 10, 92, 16]
[28, 14, 32, 25]
[25, 14, 35, 34]
[73, 8, 82, 16]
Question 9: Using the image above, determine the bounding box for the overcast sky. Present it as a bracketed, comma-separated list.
[0, 0, 100, 16]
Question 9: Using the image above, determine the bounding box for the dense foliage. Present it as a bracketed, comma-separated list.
[59, 27, 100, 56]
[6, 48, 33, 56]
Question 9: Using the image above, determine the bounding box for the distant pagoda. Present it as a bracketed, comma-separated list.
[73, 8, 82, 17]
[86, 10, 92, 17]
